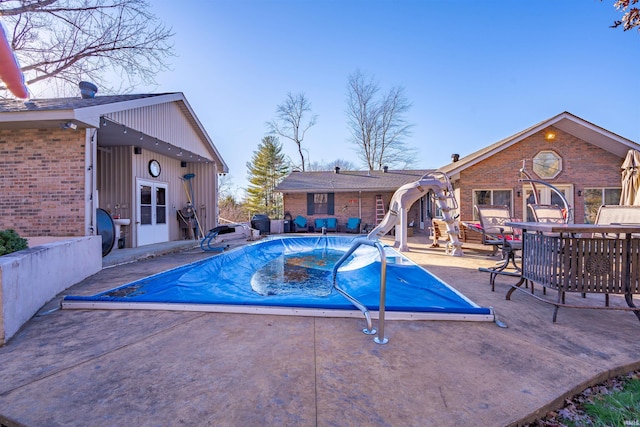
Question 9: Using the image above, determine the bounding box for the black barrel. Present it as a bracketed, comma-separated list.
[251, 214, 271, 235]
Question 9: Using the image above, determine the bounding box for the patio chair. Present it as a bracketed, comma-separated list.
[594, 205, 640, 238]
[345, 217, 361, 234]
[292, 215, 308, 232]
[528, 204, 566, 224]
[313, 218, 338, 233]
[474, 205, 521, 254]
[475, 205, 523, 291]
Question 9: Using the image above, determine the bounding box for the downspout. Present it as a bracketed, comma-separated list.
[85, 129, 97, 236]
[214, 164, 220, 228]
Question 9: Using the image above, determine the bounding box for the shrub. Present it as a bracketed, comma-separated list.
[0, 229, 29, 256]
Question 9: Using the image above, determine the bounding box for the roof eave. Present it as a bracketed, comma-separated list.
[438, 111, 640, 176]
[0, 93, 230, 172]
[276, 187, 402, 193]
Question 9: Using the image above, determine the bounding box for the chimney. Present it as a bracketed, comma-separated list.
[451, 153, 460, 162]
[383, 166, 388, 173]
[79, 81, 98, 99]
[334, 166, 340, 174]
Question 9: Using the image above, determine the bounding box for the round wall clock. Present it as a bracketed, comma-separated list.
[149, 159, 161, 177]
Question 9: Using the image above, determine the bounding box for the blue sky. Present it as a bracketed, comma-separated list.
[141, 0, 640, 196]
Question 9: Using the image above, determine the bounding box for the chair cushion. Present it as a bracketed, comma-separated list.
[294, 216, 307, 228]
[315, 218, 327, 229]
[347, 218, 360, 228]
[326, 218, 337, 228]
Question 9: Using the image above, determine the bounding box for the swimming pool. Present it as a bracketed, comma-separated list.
[63, 236, 493, 323]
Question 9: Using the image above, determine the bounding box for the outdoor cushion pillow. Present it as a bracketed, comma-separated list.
[347, 218, 360, 228]
[315, 218, 326, 229]
[294, 216, 307, 228]
[326, 218, 337, 228]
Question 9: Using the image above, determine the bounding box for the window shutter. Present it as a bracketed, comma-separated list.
[307, 193, 314, 215]
[327, 193, 335, 215]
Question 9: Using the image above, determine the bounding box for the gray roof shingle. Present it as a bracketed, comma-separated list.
[0, 93, 171, 112]
[275, 169, 434, 192]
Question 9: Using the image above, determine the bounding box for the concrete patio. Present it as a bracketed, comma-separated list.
[1, 232, 640, 426]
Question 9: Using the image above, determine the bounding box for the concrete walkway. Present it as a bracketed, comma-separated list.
[1, 234, 640, 426]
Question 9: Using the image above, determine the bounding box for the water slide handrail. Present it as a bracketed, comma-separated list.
[365, 171, 463, 255]
[332, 238, 388, 344]
[430, 171, 458, 209]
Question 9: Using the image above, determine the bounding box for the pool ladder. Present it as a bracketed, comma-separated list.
[332, 239, 388, 344]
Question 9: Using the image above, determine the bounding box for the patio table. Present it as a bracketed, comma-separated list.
[503, 221, 640, 323]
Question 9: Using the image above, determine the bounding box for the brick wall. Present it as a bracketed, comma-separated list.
[456, 126, 623, 223]
[283, 190, 420, 231]
[0, 128, 86, 236]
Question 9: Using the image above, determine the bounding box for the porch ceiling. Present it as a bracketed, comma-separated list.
[97, 118, 211, 164]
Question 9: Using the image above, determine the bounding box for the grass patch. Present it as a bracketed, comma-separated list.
[527, 371, 640, 426]
[580, 378, 640, 426]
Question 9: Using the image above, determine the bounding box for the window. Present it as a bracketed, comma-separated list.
[140, 185, 152, 225]
[583, 188, 621, 223]
[306, 193, 335, 215]
[473, 189, 513, 220]
[314, 193, 328, 214]
[533, 150, 562, 179]
[156, 186, 166, 224]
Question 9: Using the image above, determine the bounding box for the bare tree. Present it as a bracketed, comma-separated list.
[267, 92, 317, 172]
[605, 0, 640, 31]
[0, 0, 174, 97]
[346, 70, 415, 171]
[307, 159, 357, 171]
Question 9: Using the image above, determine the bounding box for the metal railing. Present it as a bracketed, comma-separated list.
[332, 238, 388, 344]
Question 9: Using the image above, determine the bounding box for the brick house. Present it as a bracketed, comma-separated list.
[0, 91, 228, 250]
[440, 111, 640, 225]
[278, 112, 640, 233]
[275, 168, 433, 233]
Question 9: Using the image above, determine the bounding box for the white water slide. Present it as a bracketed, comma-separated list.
[367, 172, 463, 256]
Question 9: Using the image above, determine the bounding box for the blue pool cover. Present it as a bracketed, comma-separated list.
[64, 236, 491, 316]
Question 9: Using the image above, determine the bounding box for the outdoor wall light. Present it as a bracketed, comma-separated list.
[60, 121, 77, 130]
[123, 125, 127, 134]
[545, 131, 556, 141]
[578, 190, 582, 197]
[516, 191, 521, 198]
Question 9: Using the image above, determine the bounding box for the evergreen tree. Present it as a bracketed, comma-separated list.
[245, 136, 290, 218]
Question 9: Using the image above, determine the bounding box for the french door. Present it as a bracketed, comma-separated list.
[137, 179, 169, 246]
[523, 184, 574, 222]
